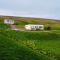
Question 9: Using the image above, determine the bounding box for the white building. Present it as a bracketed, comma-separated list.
[25, 24, 44, 30]
[4, 19, 14, 24]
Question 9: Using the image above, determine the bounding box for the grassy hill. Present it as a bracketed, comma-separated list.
[0, 16, 60, 60]
[0, 30, 60, 60]
[0, 15, 60, 30]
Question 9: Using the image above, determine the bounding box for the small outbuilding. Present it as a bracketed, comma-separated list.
[25, 24, 44, 30]
[4, 19, 14, 24]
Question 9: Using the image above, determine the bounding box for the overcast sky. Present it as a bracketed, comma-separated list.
[0, 0, 60, 19]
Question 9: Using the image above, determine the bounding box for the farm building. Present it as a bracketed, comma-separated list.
[4, 19, 14, 24]
[25, 24, 44, 30]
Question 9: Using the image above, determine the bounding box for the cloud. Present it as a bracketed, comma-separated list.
[0, 9, 32, 16]
[0, 0, 60, 19]
[0, 8, 59, 20]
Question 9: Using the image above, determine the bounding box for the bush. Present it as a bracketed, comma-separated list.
[44, 25, 51, 30]
[47, 26, 51, 30]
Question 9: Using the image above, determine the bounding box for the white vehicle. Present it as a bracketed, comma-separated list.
[25, 24, 44, 30]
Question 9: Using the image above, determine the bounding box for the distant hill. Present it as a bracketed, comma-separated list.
[0, 15, 59, 21]
[0, 15, 60, 30]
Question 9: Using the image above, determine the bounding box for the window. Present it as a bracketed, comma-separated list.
[7, 20, 10, 22]
[39, 26, 42, 28]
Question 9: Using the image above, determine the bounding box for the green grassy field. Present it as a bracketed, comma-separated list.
[0, 30, 60, 60]
[15, 19, 60, 30]
[0, 16, 60, 60]
[0, 30, 51, 60]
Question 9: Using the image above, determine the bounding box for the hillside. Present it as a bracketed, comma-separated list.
[0, 15, 60, 30]
[0, 30, 60, 60]
[0, 16, 60, 60]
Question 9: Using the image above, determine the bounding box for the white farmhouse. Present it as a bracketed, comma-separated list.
[4, 19, 14, 24]
[25, 24, 44, 30]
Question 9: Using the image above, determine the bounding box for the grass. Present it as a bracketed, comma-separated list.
[0, 30, 54, 60]
[14, 19, 60, 30]
[0, 16, 60, 60]
[0, 30, 60, 60]
[1, 16, 60, 30]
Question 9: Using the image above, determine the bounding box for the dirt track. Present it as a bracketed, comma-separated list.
[10, 25, 25, 31]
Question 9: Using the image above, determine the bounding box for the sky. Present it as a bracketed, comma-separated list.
[0, 0, 60, 19]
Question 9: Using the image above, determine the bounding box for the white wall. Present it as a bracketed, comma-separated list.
[4, 19, 14, 24]
[25, 25, 44, 30]
[25, 25, 31, 30]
